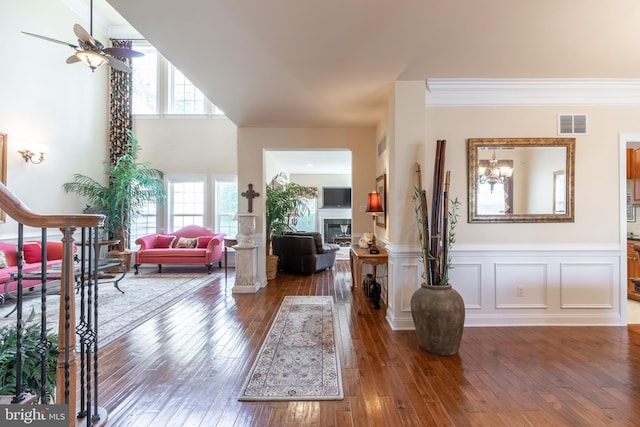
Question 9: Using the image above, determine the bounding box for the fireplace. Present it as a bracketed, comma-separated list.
[317, 208, 352, 244]
[324, 219, 351, 244]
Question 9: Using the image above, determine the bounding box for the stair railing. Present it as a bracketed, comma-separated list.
[0, 182, 106, 427]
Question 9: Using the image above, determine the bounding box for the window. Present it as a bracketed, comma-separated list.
[169, 180, 205, 231]
[130, 201, 158, 244]
[131, 44, 159, 114]
[131, 42, 224, 117]
[214, 177, 238, 237]
[168, 65, 207, 114]
[293, 198, 316, 232]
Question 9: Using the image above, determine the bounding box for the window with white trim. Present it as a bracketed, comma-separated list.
[131, 42, 225, 117]
[130, 201, 158, 245]
[214, 177, 238, 237]
[169, 179, 205, 231]
[131, 44, 159, 114]
[168, 65, 207, 114]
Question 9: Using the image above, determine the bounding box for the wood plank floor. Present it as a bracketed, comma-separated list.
[98, 260, 640, 426]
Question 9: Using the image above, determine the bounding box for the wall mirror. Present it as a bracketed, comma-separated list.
[467, 138, 575, 223]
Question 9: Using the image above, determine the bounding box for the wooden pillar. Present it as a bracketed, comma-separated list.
[56, 227, 77, 425]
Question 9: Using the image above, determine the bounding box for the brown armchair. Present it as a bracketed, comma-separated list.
[272, 232, 340, 274]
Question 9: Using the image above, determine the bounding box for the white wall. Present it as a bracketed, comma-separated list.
[0, 0, 109, 239]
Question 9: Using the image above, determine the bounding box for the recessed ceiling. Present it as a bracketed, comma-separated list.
[101, 0, 640, 127]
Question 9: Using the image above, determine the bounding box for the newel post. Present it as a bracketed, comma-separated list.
[56, 227, 77, 425]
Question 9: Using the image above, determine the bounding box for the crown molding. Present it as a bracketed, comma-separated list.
[426, 78, 640, 107]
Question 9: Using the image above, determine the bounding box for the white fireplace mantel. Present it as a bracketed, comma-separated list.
[317, 208, 352, 242]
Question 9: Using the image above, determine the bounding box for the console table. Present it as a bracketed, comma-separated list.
[349, 246, 388, 293]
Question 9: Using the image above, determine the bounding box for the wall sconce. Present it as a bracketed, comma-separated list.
[18, 149, 45, 164]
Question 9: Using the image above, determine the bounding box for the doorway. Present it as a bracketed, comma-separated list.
[264, 149, 353, 239]
[622, 135, 640, 324]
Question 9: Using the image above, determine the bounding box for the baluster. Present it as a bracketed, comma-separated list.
[11, 224, 25, 403]
[92, 226, 101, 423]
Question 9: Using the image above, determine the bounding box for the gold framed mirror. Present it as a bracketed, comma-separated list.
[467, 138, 575, 223]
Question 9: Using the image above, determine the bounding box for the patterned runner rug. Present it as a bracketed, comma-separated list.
[238, 295, 343, 401]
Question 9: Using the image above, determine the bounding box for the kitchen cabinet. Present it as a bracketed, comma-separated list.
[627, 240, 640, 301]
[632, 149, 640, 205]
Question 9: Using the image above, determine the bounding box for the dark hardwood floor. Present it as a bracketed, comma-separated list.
[98, 260, 640, 426]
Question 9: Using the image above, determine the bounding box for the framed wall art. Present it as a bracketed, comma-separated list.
[376, 174, 386, 228]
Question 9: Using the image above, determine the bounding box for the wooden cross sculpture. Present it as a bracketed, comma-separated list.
[241, 183, 260, 213]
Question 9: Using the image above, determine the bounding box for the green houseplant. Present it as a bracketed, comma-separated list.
[62, 129, 166, 252]
[265, 173, 313, 279]
[0, 311, 58, 402]
[411, 139, 465, 355]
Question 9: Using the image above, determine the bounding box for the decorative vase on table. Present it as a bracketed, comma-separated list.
[411, 139, 465, 355]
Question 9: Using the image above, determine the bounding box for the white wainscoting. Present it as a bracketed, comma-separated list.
[384, 244, 623, 330]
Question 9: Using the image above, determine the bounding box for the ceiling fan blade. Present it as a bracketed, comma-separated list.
[22, 31, 78, 49]
[73, 24, 96, 47]
[106, 56, 132, 73]
[103, 47, 145, 59]
[66, 54, 81, 64]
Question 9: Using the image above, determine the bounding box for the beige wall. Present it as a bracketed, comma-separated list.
[132, 118, 237, 175]
[238, 127, 376, 238]
[425, 105, 640, 246]
[0, 0, 109, 239]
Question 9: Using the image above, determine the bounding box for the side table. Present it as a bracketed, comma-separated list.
[224, 237, 238, 279]
[349, 246, 388, 308]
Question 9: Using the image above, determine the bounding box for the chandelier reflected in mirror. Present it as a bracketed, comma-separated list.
[478, 150, 513, 193]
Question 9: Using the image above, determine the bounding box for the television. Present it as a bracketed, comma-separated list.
[323, 187, 351, 208]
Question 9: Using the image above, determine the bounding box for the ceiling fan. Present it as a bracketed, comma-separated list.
[21, 0, 143, 73]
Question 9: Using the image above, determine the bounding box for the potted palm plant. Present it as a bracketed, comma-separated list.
[265, 172, 312, 280]
[411, 139, 464, 355]
[62, 130, 166, 260]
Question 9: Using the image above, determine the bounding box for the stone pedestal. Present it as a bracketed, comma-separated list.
[232, 244, 260, 293]
[236, 214, 257, 247]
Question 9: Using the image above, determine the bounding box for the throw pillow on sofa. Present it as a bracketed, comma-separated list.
[0, 251, 7, 268]
[196, 236, 213, 248]
[154, 235, 176, 249]
[22, 242, 42, 263]
[176, 237, 197, 248]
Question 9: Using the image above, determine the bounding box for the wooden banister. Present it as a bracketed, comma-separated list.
[0, 182, 104, 229]
[0, 182, 107, 426]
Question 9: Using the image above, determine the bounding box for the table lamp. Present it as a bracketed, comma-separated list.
[366, 191, 384, 254]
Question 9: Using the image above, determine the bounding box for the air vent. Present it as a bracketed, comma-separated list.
[558, 114, 587, 135]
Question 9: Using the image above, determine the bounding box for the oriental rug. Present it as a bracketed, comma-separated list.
[0, 267, 221, 348]
[238, 295, 343, 401]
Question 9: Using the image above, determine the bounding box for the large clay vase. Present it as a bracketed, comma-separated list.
[411, 284, 465, 355]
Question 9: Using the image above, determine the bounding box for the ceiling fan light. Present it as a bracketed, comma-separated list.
[75, 50, 106, 71]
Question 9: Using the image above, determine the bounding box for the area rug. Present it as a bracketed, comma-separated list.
[238, 295, 343, 401]
[0, 267, 221, 348]
[335, 246, 350, 260]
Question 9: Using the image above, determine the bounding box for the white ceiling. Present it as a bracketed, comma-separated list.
[99, 0, 640, 128]
[265, 150, 352, 175]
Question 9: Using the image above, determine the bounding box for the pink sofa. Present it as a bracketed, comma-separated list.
[133, 225, 226, 274]
[0, 241, 68, 296]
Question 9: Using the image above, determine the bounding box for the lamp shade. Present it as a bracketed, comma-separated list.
[366, 191, 384, 213]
